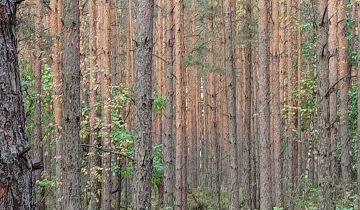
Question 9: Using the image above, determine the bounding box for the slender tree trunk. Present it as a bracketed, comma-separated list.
[271, 0, 282, 206]
[258, 0, 272, 208]
[316, 0, 334, 208]
[126, 0, 134, 86]
[33, 0, 45, 209]
[0, 2, 32, 209]
[125, 0, 134, 132]
[88, 0, 101, 208]
[224, 0, 239, 208]
[328, 0, 338, 182]
[100, 0, 112, 208]
[188, 0, 199, 187]
[163, 0, 176, 207]
[213, 74, 221, 210]
[57, 0, 82, 208]
[279, 1, 286, 200]
[110, 0, 120, 87]
[174, 0, 187, 208]
[132, 0, 155, 209]
[207, 0, 215, 189]
[337, 0, 351, 186]
[51, 0, 63, 206]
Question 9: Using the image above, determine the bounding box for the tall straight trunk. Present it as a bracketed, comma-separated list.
[174, 0, 187, 208]
[0, 2, 32, 209]
[188, 0, 199, 187]
[132, 0, 155, 209]
[279, 0, 285, 112]
[241, 1, 254, 208]
[100, 0, 112, 209]
[58, 0, 82, 208]
[88, 0, 101, 208]
[202, 80, 210, 186]
[258, 0, 272, 208]
[206, 1, 220, 201]
[51, 0, 63, 206]
[337, 0, 351, 185]
[163, 0, 175, 207]
[224, 0, 238, 209]
[33, 0, 45, 209]
[271, 0, 282, 206]
[278, 0, 286, 196]
[207, 0, 214, 188]
[328, 0, 338, 180]
[316, 0, 334, 208]
[213, 74, 221, 210]
[126, 0, 134, 86]
[125, 0, 134, 132]
[110, 0, 120, 86]
[252, 50, 260, 210]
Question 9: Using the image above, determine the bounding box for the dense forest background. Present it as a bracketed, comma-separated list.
[2, 0, 360, 209]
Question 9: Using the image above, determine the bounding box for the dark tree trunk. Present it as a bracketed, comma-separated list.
[0, 1, 32, 209]
[132, 0, 155, 209]
[224, 0, 239, 209]
[163, 0, 175, 207]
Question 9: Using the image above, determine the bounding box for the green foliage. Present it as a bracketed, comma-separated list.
[109, 87, 165, 187]
[349, 87, 358, 165]
[292, 176, 318, 209]
[36, 176, 56, 190]
[153, 91, 167, 113]
[152, 144, 164, 187]
[20, 60, 56, 156]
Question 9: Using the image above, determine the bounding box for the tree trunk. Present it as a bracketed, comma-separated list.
[328, 0, 338, 183]
[99, 0, 112, 209]
[51, 0, 63, 206]
[132, 0, 155, 209]
[258, 0, 272, 208]
[224, 0, 239, 209]
[88, 0, 101, 208]
[316, 0, 334, 208]
[57, 0, 82, 208]
[337, 0, 351, 186]
[110, 0, 120, 87]
[174, 0, 187, 208]
[163, 0, 175, 207]
[271, 0, 282, 206]
[0, 2, 32, 209]
[188, 0, 199, 188]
